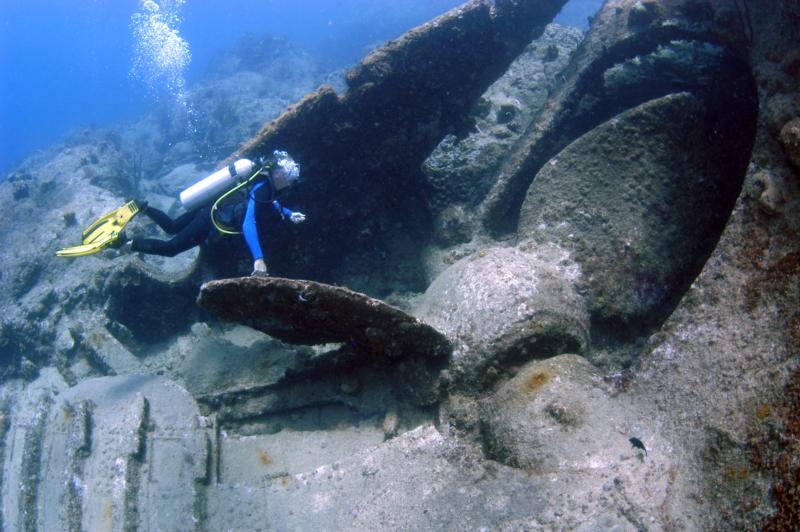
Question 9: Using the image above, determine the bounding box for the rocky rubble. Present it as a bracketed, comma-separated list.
[1, 0, 799, 530]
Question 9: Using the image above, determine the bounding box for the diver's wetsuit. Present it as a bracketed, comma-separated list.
[130, 204, 213, 257]
[243, 180, 293, 262]
[130, 180, 294, 259]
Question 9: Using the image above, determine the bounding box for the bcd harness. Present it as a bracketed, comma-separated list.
[210, 160, 275, 235]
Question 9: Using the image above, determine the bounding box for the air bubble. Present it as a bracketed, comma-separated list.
[130, 0, 191, 109]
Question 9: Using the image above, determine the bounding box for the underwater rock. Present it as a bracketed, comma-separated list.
[432, 204, 474, 247]
[779, 117, 800, 171]
[150, 162, 202, 196]
[415, 244, 589, 391]
[517, 92, 755, 332]
[627, 0, 662, 29]
[198, 276, 451, 361]
[0, 138, 139, 371]
[753, 169, 788, 216]
[479, 354, 643, 469]
[102, 260, 202, 348]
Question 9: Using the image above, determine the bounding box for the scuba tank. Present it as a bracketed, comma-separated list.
[178, 150, 296, 235]
[179, 159, 256, 211]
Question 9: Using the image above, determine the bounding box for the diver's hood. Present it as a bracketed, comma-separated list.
[271, 150, 300, 190]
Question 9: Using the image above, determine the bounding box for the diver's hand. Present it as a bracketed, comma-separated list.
[251, 259, 269, 277]
[290, 212, 306, 224]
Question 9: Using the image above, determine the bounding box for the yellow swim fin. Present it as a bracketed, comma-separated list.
[56, 200, 140, 257]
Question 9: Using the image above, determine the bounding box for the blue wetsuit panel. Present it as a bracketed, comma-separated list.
[243, 181, 293, 261]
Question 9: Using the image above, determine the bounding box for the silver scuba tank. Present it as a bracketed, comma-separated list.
[179, 159, 255, 211]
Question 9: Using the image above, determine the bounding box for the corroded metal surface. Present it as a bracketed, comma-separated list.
[221, 0, 567, 279]
[199, 276, 451, 360]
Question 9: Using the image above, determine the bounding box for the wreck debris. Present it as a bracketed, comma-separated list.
[517, 92, 756, 332]
[479, 0, 758, 235]
[222, 0, 568, 279]
[415, 244, 589, 391]
[198, 276, 451, 361]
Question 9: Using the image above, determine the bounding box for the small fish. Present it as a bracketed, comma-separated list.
[629, 437, 647, 456]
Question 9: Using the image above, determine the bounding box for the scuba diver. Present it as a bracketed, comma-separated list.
[57, 150, 306, 277]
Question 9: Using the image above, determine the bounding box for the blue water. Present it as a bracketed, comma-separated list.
[0, 0, 600, 175]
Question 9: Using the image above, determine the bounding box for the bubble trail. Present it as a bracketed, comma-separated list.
[130, 0, 192, 111]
